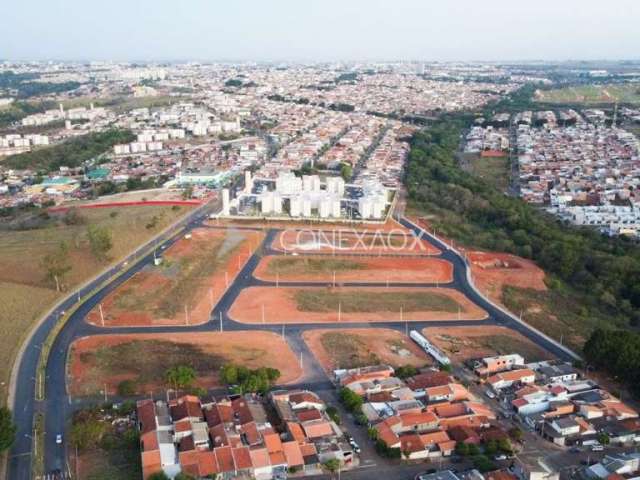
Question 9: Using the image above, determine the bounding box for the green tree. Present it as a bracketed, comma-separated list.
[87, 224, 113, 261]
[323, 458, 341, 473]
[498, 438, 513, 453]
[597, 433, 610, 446]
[455, 441, 469, 456]
[41, 241, 72, 291]
[175, 473, 196, 480]
[484, 439, 498, 455]
[326, 406, 340, 424]
[467, 443, 480, 456]
[340, 163, 353, 182]
[69, 417, 106, 451]
[182, 185, 194, 200]
[0, 407, 17, 452]
[220, 364, 238, 385]
[165, 365, 197, 391]
[509, 427, 523, 442]
[117, 379, 137, 397]
[473, 455, 496, 473]
[147, 472, 171, 480]
[338, 388, 363, 413]
[395, 365, 419, 379]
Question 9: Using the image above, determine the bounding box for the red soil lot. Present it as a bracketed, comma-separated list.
[303, 328, 432, 373]
[67, 332, 302, 396]
[254, 255, 453, 283]
[410, 216, 548, 307]
[86, 228, 264, 327]
[468, 251, 547, 305]
[228, 286, 488, 324]
[272, 229, 440, 255]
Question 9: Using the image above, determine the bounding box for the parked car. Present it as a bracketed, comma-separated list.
[591, 444, 604, 452]
[56, 434, 62, 445]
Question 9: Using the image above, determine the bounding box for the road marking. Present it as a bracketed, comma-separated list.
[9, 452, 32, 458]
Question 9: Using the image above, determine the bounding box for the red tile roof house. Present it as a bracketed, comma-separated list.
[137, 399, 180, 479]
[448, 425, 482, 445]
[399, 430, 456, 460]
[487, 369, 536, 392]
[139, 387, 378, 478]
[406, 371, 452, 391]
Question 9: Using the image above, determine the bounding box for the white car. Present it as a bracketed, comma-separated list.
[591, 444, 604, 452]
[56, 434, 62, 445]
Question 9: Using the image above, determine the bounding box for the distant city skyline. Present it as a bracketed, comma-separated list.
[3, 0, 640, 62]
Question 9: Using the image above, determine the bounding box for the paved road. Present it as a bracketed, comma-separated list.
[8, 213, 580, 479]
[6, 201, 217, 480]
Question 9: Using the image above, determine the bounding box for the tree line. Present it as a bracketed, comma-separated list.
[4, 128, 135, 172]
[405, 120, 640, 332]
[584, 328, 640, 397]
[0, 71, 81, 99]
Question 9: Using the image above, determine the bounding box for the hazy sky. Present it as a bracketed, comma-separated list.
[3, 0, 639, 62]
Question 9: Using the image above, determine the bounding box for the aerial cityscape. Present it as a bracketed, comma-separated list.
[1, 2, 640, 480]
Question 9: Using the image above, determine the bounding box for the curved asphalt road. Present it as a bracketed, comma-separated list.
[8, 214, 579, 479]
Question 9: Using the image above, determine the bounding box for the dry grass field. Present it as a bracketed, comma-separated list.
[0, 204, 193, 403]
[67, 332, 301, 396]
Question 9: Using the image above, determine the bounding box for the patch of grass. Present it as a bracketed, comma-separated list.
[112, 232, 242, 318]
[537, 83, 640, 105]
[78, 340, 224, 392]
[502, 285, 620, 352]
[466, 153, 510, 191]
[60, 95, 187, 114]
[74, 412, 141, 480]
[0, 282, 59, 401]
[295, 290, 461, 313]
[266, 257, 367, 275]
[320, 333, 381, 369]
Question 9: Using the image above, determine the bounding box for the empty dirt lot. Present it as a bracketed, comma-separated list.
[303, 328, 432, 372]
[254, 255, 453, 283]
[468, 251, 547, 306]
[86, 228, 263, 327]
[422, 326, 553, 364]
[229, 286, 487, 323]
[67, 331, 302, 396]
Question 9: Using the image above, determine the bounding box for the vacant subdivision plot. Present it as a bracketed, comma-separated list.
[254, 255, 453, 283]
[86, 227, 263, 327]
[67, 332, 301, 396]
[272, 228, 440, 255]
[303, 328, 433, 373]
[422, 326, 554, 364]
[468, 251, 547, 306]
[228, 286, 487, 323]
